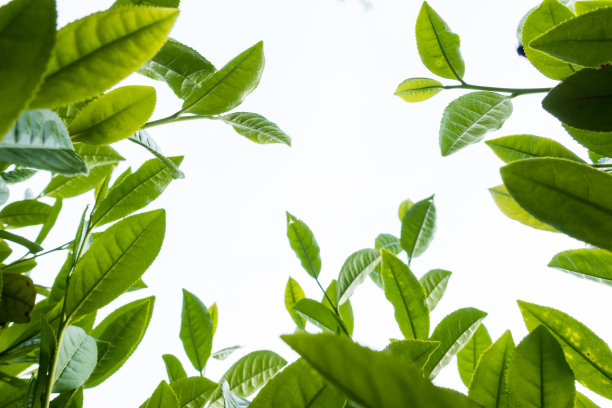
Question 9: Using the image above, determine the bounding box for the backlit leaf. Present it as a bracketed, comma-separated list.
[489, 184, 558, 232]
[220, 112, 290, 146]
[575, 392, 600, 408]
[395, 78, 444, 102]
[52, 326, 97, 393]
[575, 1, 612, 14]
[44, 164, 115, 199]
[400, 195, 436, 260]
[501, 158, 612, 251]
[129, 131, 184, 179]
[31, 6, 178, 109]
[144, 381, 179, 408]
[337, 248, 380, 305]
[162, 354, 187, 383]
[286, 212, 321, 279]
[73, 144, 124, 168]
[457, 324, 492, 387]
[294, 298, 344, 334]
[285, 277, 306, 330]
[564, 124, 612, 157]
[383, 339, 440, 369]
[486, 134, 584, 163]
[322, 280, 353, 336]
[182, 42, 264, 115]
[0, 200, 51, 228]
[419, 269, 451, 311]
[0, 230, 42, 253]
[180, 289, 213, 374]
[170, 376, 217, 408]
[549, 248, 612, 286]
[440, 92, 513, 156]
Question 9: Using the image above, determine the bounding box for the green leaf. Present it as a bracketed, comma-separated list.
[0, 200, 51, 228]
[501, 158, 612, 251]
[1, 259, 36, 275]
[50, 388, 83, 408]
[0, 239, 12, 262]
[0, 273, 36, 324]
[423, 307, 488, 379]
[113, 0, 180, 8]
[375, 233, 402, 254]
[34, 316, 56, 406]
[182, 42, 264, 115]
[398, 199, 415, 222]
[321, 280, 353, 336]
[170, 376, 217, 408]
[400, 195, 436, 260]
[419, 269, 451, 311]
[0, 230, 42, 253]
[90, 156, 183, 227]
[73, 144, 124, 168]
[69, 86, 157, 145]
[283, 333, 483, 408]
[486, 134, 584, 163]
[86, 297, 155, 387]
[65, 209, 166, 318]
[489, 184, 558, 232]
[144, 381, 179, 408]
[549, 248, 612, 286]
[285, 277, 306, 330]
[530, 7, 612, 67]
[44, 164, 115, 199]
[564, 124, 612, 157]
[0, 110, 87, 176]
[468, 331, 515, 408]
[286, 212, 321, 279]
[415, 2, 465, 80]
[161, 354, 187, 383]
[250, 359, 345, 408]
[293, 298, 344, 334]
[543, 67, 612, 132]
[1, 169, 37, 184]
[518, 300, 612, 398]
[457, 324, 492, 387]
[138, 38, 215, 100]
[440, 92, 513, 156]
[0, 0, 56, 137]
[180, 289, 213, 374]
[208, 350, 287, 408]
[383, 339, 440, 369]
[36, 198, 62, 245]
[507, 326, 575, 408]
[395, 78, 444, 102]
[522, 0, 578, 80]
[336, 248, 380, 305]
[219, 112, 291, 146]
[129, 130, 184, 179]
[222, 381, 250, 408]
[213, 346, 243, 361]
[31, 6, 178, 109]
[575, 392, 600, 408]
[53, 326, 97, 393]
[209, 303, 218, 336]
[575, 0, 612, 14]
[380, 249, 429, 340]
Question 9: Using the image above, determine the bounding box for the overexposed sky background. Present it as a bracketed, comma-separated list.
[6, 0, 611, 406]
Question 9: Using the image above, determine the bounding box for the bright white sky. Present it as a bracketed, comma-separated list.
[7, 0, 611, 406]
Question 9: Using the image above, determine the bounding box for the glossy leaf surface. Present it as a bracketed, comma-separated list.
[457, 324, 492, 387]
[182, 42, 264, 115]
[486, 134, 584, 163]
[286, 212, 321, 279]
[549, 248, 612, 286]
[395, 78, 443, 102]
[32, 6, 178, 108]
[415, 2, 465, 80]
[440, 92, 513, 156]
[489, 184, 558, 232]
[220, 112, 290, 146]
[65, 210, 166, 317]
[501, 158, 612, 251]
[380, 250, 429, 340]
[400, 195, 436, 260]
[180, 289, 213, 374]
[69, 86, 156, 145]
[337, 248, 380, 304]
[419, 269, 451, 311]
[518, 300, 612, 398]
[52, 326, 97, 393]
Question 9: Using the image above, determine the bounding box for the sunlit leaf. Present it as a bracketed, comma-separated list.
[383, 339, 440, 369]
[457, 324, 492, 387]
[0, 230, 42, 253]
[0, 200, 51, 228]
[400, 195, 436, 260]
[144, 381, 179, 408]
[222, 380, 250, 408]
[440, 92, 513, 156]
[294, 298, 344, 334]
[170, 376, 217, 408]
[574, 392, 601, 408]
[285, 277, 306, 330]
[286, 212, 321, 279]
[486, 134, 584, 163]
[395, 78, 444, 102]
[489, 184, 558, 232]
[213, 346, 243, 361]
[220, 112, 291, 146]
[336, 248, 380, 304]
[161, 354, 187, 383]
[73, 144, 124, 168]
[322, 280, 353, 336]
[52, 326, 97, 393]
[419, 269, 451, 311]
[549, 248, 612, 286]
[129, 131, 184, 179]
[564, 124, 612, 157]
[180, 289, 213, 374]
[575, 0, 612, 14]
[44, 164, 115, 199]
[35, 198, 62, 245]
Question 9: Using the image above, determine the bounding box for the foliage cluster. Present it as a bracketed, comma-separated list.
[0, 0, 610, 407]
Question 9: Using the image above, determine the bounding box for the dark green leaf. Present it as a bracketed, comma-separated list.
[180, 289, 213, 374]
[337, 248, 380, 304]
[489, 184, 558, 232]
[294, 298, 344, 334]
[468, 331, 515, 408]
[518, 300, 612, 398]
[419, 269, 451, 311]
[249, 359, 345, 408]
[423, 308, 488, 379]
[457, 324, 492, 387]
[415, 2, 465, 80]
[90, 156, 183, 227]
[542, 67, 612, 131]
[286, 212, 321, 279]
[182, 42, 264, 115]
[440, 92, 513, 156]
[0, 0, 56, 137]
[507, 326, 575, 408]
[162, 354, 187, 383]
[283, 333, 483, 408]
[380, 249, 429, 340]
[395, 78, 444, 102]
[0, 199, 51, 228]
[31, 7, 178, 109]
[129, 131, 184, 179]
[0, 110, 87, 176]
[44, 164, 115, 199]
[0, 273, 36, 324]
[65, 210, 166, 318]
[69, 86, 157, 145]
[549, 248, 612, 286]
[486, 134, 584, 163]
[170, 376, 217, 408]
[53, 326, 97, 393]
[219, 112, 291, 146]
[530, 7, 612, 67]
[0, 239, 12, 262]
[138, 38, 215, 100]
[285, 277, 306, 330]
[501, 158, 612, 251]
[86, 297, 155, 387]
[400, 195, 436, 260]
[383, 339, 440, 369]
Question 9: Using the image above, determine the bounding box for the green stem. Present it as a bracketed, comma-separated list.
[42, 321, 68, 408]
[141, 113, 215, 130]
[314, 278, 350, 337]
[442, 83, 552, 96]
[1, 242, 69, 270]
[591, 163, 612, 168]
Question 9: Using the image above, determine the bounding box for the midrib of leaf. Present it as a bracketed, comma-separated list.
[426, 11, 461, 81]
[186, 304, 204, 372]
[54, 332, 88, 384]
[148, 59, 205, 91]
[490, 143, 536, 159]
[45, 14, 176, 83]
[223, 117, 284, 144]
[97, 304, 147, 366]
[410, 203, 433, 259]
[305, 384, 327, 407]
[92, 166, 168, 226]
[182, 47, 257, 112]
[494, 345, 510, 408]
[446, 97, 509, 153]
[389, 265, 417, 339]
[67, 219, 155, 319]
[291, 222, 318, 278]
